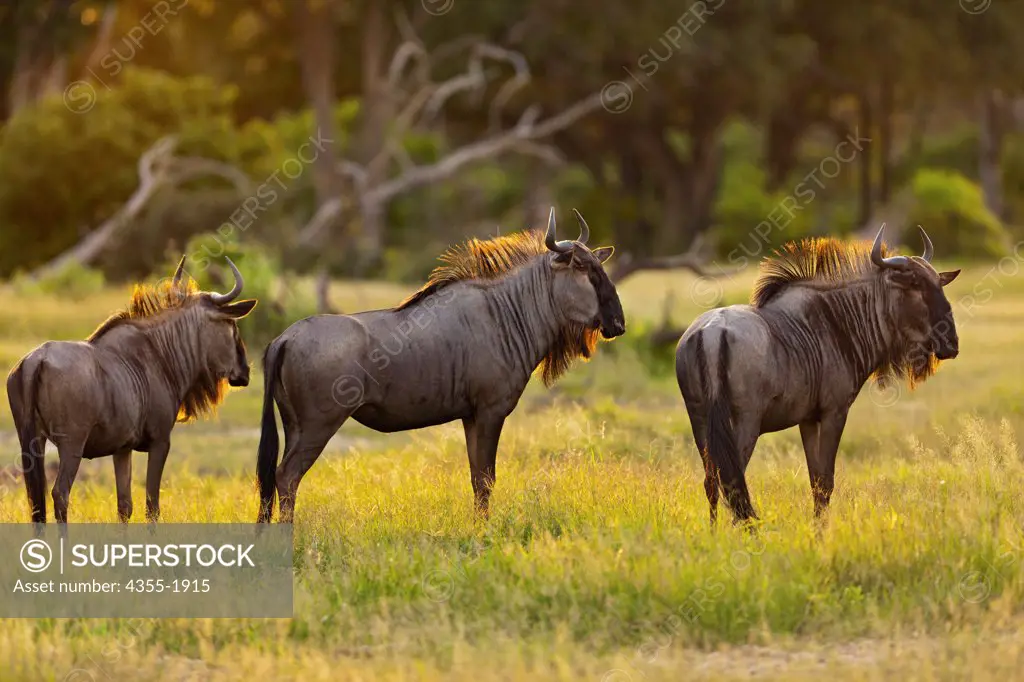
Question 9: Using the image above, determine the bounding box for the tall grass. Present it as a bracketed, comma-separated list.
[0, 262, 1022, 680]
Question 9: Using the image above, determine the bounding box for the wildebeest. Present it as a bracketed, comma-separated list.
[256, 207, 626, 523]
[6, 257, 257, 524]
[676, 225, 960, 524]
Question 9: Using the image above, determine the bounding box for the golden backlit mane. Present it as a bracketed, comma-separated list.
[395, 230, 549, 310]
[751, 236, 896, 308]
[753, 235, 941, 389]
[86, 277, 228, 422]
[87, 277, 201, 341]
[395, 229, 602, 386]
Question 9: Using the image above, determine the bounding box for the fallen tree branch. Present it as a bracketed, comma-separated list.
[609, 235, 745, 284]
[27, 136, 254, 281]
[298, 93, 603, 247]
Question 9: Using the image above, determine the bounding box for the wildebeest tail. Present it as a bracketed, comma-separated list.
[7, 359, 47, 524]
[256, 340, 286, 522]
[704, 330, 757, 521]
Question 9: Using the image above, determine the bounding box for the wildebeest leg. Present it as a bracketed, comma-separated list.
[466, 414, 504, 517]
[113, 447, 133, 522]
[145, 440, 170, 522]
[683, 402, 717, 526]
[730, 418, 762, 530]
[52, 440, 84, 524]
[799, 411, 847, 519]
[277, 422, 341, 523]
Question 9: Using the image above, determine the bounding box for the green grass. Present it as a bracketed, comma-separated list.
[1, 261, 1024, 681]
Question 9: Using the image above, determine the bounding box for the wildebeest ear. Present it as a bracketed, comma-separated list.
[938, 269, 960, 287]
[217, 299, 258, 319]
[591, 246, 614, 264]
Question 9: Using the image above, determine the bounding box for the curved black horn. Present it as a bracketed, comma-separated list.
[870, 223, 910, 270]
[572, 208, 590, 244]
[209, 257, 243, 304]
[171, 255, 186, 288]
[544, 207, 573, 253]
[918, 224, 934, 263]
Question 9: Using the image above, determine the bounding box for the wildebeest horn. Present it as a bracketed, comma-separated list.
[870, 223, 911, 270]
[171, 255, 186, 288]
[544, 207, 573, 253]
[209, 257, 243, 304]
[572, 208, 590, 244]
[918, 225, 933, 263]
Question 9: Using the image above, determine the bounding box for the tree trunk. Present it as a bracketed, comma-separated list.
[350, 0, 392, 273]
[685, 125, 723, 248]
[617, 151, 649, 256]
[856, 91, 874, 228]
[293, 0, 345, 246]
[908, 95, 927, 160]
[523, 158, 553, 230]
[878, 74, 894, 205]
[979, 89, 1005, 222]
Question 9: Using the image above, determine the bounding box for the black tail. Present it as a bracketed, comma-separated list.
[705, 331, 757, 521]
[8, 360, 47, 524]
[256, 340, 286, 523]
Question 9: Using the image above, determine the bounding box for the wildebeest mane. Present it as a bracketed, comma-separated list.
[87, 278, 201, 341]
[395, 230, 599, 386]
[755, 236, 940, 389]
[87, 277, 228, 422]
[396, 230, 548, 309]
[752, 236, 896, 308]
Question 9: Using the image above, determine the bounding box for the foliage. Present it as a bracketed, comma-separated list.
[905, 169, 1010, 258]
[9, 262, 106, 300]
[1001, 133, 1024, 229]
[159, 233, 318, 349]
[0, 260, 1023, 679]
[0, 67, 241, 277]
[711, 160, 814, 258]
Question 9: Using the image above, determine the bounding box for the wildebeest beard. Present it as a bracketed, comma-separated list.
[177, 373, 229, 423]
[539, 323, 601, 387]
[871, 338, 941, 391]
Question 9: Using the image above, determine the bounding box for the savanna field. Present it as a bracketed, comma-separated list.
[1, 260, 1023, 681]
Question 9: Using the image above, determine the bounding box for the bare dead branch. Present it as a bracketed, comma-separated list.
[27, 136, 254, 280]
[422, 56, 486, 122]
[609, 235, 744, 284]
[475, 43, 531, 130]
[388, 40, 428, 89]
[298, 93, 604, 247]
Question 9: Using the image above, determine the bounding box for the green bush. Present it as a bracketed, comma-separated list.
[155, 235, 317, 349]
[0, 67, 243, 277]
[905, 168, 1009, 258]
[0, 68, 373, 281]
[1001, 133, 1024, 229]
[711, 160, 813, 258]
[891, 125, 978, 190]
[10, 262, 106, 300]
